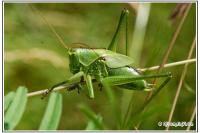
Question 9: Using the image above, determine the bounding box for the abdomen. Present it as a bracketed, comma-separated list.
[107, 66, 148, 90]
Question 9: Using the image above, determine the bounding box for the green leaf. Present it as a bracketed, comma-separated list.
[79, 104, 104, 130]
[184, 82, 195, 95]
[39, 92, 62, 130]
[4, 91, 15, 111]
[4, 86, 28, 130]
[4, 122, 9, 130]
[85, 114, 103, 130]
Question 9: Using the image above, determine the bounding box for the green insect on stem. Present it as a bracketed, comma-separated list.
[31, 5, 171, 101]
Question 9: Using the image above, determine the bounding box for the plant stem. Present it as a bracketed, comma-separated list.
[146, 3, 192, 100]
[155, 3, 192, 74]
[135, 3, 192, 129]
[138, 58, 196, 72]
[186, 106, 196, 131]
[166, 36, 196, 130]
[27, 82, 79, 97]
[27, 58, 196, 98]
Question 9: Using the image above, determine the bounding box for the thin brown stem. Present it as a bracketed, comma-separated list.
[186, 106, 196, 131]
[156, 3, 192, 74]
[135, 4, 193, 129]
[27, 82, 79, 97]
[147, 3, 192, 99]
[166, 36, 196, 130]
[138, 58, 196, 72]
[135, 3, 192, 126]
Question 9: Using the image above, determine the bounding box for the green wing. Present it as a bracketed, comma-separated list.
[103, 53, 134, 68]
[95, 49, 134, 68]
[75, 48, 134, 68]
[75, 48, 100, 66]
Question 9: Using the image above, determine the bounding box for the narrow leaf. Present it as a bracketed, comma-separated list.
[39, 92, 62, 130]
[4, 91, 15, 111]
[85, 114, 103, 130]
[79, 104, 104, 130]
[184, 82, 195, 95]
[4, 86, 28, 130]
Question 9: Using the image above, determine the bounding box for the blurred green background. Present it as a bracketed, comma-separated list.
[4, 3, 196, 130]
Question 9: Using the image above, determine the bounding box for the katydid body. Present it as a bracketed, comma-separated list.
[69, 48, 149, 91]
[37, 8, 172, 99]
[45, 46, 171, 99]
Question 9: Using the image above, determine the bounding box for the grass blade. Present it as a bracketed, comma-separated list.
[39, 92, 62, 130]
[4, 86, 28, 130]
[184, 82, 195, 95]
[4, 91, 15, 111]
[85, 114, 103, 130]
[79, 104, 104, 130]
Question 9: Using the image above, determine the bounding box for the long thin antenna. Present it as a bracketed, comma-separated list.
[29, 4, 68, 50]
